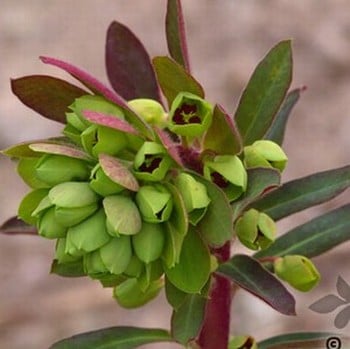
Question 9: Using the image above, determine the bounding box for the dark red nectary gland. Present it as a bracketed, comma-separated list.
[211, 172, 229, 188]
[182, 103, 197, 114]
[173, 103, 200, 125]
[173, 110, 186, 124]
[189, 115, 201, 123]
[139, 155, 162, 173]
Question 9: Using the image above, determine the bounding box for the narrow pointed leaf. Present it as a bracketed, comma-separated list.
[203, 104, 242, 155]
[192, 173, 234, 247]
[106, 21, 162, 102]
[82, 111, 139, 135]
[258, 332, 348, 349]
[232, 168, 280, 220]
[50, 260, 85, 277]
[29, 143, 91, 160]
[171, 294, 207, 344]
[337, 276, 350, 302]
[334, 305, 350, 329]
[153, 56, 204, 106]
[309, 295, 347, 314]
[0, 217, 37, 235]
[50, 326, 172, 349]
[166, 0, 191, 71]
[40, 56, 153, 138]
[11, 75, 88, 123]
[154, 128, 183, 166]
[234, 40, 292, 145]
[218, 254, 296, 315]
[252, 165, 350, 221]
[255, 204, 350, 259]
[264, 87, 303, 145]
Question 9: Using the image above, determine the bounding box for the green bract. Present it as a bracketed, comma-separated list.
[229, 335, 258, 349]
[169, 92, 213, 137]
[274, 255, 321, 292]
[244, 140, 288, 172]
[235, 209, 276, 250]
[89, 164, 124, 196]
[204, 155, 247, 201]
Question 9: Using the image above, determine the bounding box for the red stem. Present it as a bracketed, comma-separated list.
[196, 242, 232, 349]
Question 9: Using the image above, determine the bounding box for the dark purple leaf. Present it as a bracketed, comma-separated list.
[153, 56, 204, 106]
[334, 305, 350, 329]
[82, 111, 139, 136]
[0, 217, 37, 235]
[166, 0, 191, 71]
[309, 295, 347, 314]
[218, 254, 296, 315]
[11, 75, 88, 123]
[106, 21, 162, 103]
[337, 276, 350, 302]
[40, 56, 154, 138]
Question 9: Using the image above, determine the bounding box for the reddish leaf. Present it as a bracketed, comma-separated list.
[0, 217, 37, 235]
[11, 75, 88, 123]
[218, 254, 296, 316]
[29, 143, 92, 160]
[166, 0, 191, 71]
[106, 21, 162, 103]
[82, 110, 139, 136]
[154, 128, 183, 166]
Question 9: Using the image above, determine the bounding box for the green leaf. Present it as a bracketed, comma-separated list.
[218, 254, 296, 315]
[252, 165, 350, 221]
[264, 87, 303, 145]
[255, 204, 350, 259]
[50, 259, 86, 277]
[0, 217, 37, 235]
[193, 174, 234, 247]
[171, 294, 207, 344]
[166, 0, 191, 71]
[203, 104, 242, 155]
[50, 326, 173, 349]
[232, 168, 281, 221]
[106, 21, 162, 102]
[234, 40, 293, 145]
[18, 189, 49, 225]
[11, 75, 88, 123]
[165, 277, 188, 310]
[258, 332, 349, 349]
[164, 227, 211, 293]
[153, 56, 204, 106]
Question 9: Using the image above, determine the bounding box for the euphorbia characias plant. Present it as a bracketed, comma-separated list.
[1, 1, 349, 348]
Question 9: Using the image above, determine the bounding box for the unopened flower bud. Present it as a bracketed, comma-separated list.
[54, 203, 98, 227]
[124, 255, 144, 278]
[90, 164, 124, 196]
[99, 235, 132, 275]
[204, 155, 247, 201]
[136, 185, 173, 223]
[274, 255, 321, 292]
[174, 173, 211, 225]
[55, 238, 81, 264]
[38, 207, 67, 239]
[244, 140, 288, 172]
[229, 335, 257, 349]
[65, 209, 110, 256]
[133, 142, 172, 181]
[132, 222, 165, 263]
[169, 92, 213, 137]
[235, 209, 276, 250]
[128, 98, 167, 127]
[83, 250, 109, 275]
[103, 195, 142, 236]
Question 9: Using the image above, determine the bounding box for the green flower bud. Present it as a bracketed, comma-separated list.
[31, 195, 53, 217]
[137, 259, 164, 292]
[124, 255, 144, 278]
[274, 255, 321, 292]
[128, 98, 167, 127]
[49, 182, 99, 208]
[204, 155, 247, 201]
[229, 335, 257, 349]
[81, 124, 127, 157]
[54, 203, 98, 227]
[133, 142, 172, 182]
[244, 140, 288, 172]
[132, 222, 165, 263]
[235, 209, 276, 250]
[90, 164, 124, 196]
[174, 173, 211, 225]
[113, 278, 163, 308]
[99, 235, 132, 275]
[169, 92, 213, 137]
[65, 209, 110, 256]
[35, 154, 90, 186]
[136, 185, 173, 223]
[103, 195, 142, 236]
[55, 238, 81, 264]
[17, 158, 49, 189]
[38, 207, 67, 239]
[83, 250, 109, 275]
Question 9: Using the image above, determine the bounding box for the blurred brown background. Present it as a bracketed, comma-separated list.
[0, 1, 349, 348]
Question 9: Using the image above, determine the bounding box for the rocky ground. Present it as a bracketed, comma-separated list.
[0, 1, 349, 348]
